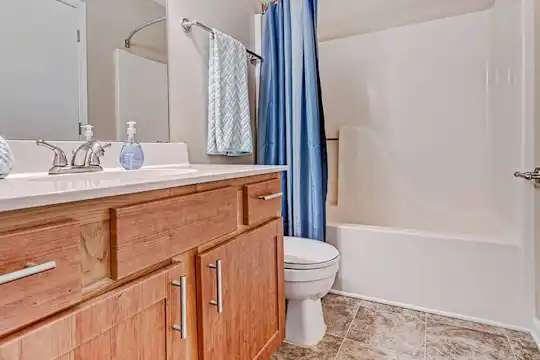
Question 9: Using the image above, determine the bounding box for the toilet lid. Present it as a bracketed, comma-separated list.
[284, 236, 340, 270]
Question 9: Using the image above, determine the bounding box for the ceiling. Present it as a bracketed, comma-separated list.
[318, 0, 495, 41]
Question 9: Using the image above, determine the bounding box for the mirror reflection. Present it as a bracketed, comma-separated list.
[0, 0, 169, 142]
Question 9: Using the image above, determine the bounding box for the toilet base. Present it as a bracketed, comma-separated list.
[285, 298, 326, 347]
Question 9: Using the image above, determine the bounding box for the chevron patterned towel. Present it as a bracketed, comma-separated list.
[0, 134, 13, 179]
[207, 29, 252, 157]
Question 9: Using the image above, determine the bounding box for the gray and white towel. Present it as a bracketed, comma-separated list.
[0, 134, 13, 178]
[207, 29, 252, 157]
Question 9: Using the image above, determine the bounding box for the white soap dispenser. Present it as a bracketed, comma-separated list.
[82, 125, 94, 141]
[119, 121, 144, 170]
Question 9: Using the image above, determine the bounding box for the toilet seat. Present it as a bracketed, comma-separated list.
[284, 236, 340, 270]
[285, 262, 339, 282]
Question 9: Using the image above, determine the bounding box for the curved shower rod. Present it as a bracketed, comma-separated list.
[125, 17, 166, 49]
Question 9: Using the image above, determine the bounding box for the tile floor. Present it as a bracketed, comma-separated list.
[271, 294, 540, 360]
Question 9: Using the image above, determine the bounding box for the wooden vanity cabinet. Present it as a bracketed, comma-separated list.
[0, 260, 197, 360]
[0, 173, 285, 360]
[110, 186, 237, 280]
[196, 219, 285, 360]
[0, 221, 82, 338]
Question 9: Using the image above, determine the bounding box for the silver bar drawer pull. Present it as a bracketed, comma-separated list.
[258, 192, 283, 201]
[172, 276, 188, 339]
[0, 261, 56, 285]
[208, 260, 223, 313]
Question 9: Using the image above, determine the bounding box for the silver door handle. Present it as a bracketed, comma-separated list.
[0, 261, 56, 285]
[208, 260, 223, 313]
[172, 276, 187, 339]
[514, 168, 540, 183]
[258, 192, 283, 201]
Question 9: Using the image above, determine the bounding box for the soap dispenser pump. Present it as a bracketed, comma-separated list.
[119, 121, 144, 170]
[82, 125, 94, 141]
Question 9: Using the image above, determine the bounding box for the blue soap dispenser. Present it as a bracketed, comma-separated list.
[119, 121, 144, 170]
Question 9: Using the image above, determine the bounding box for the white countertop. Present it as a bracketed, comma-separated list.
[0, 164, 287, 212]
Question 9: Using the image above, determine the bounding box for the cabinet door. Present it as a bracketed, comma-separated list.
[196, 219, 285, 360]
[0, 260, 197, 360]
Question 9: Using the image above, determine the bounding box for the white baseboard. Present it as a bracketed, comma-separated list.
[330, 289, 530, 332]
[531, 317, 540, 348]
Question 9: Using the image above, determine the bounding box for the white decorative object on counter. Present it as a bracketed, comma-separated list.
[0, 135, 13, 179]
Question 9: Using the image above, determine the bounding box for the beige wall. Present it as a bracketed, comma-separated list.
[318, 0, 495, 41]
[167, 0, 257, 164]
[86, 0, 167, 140]
[534, 0, 540, 320]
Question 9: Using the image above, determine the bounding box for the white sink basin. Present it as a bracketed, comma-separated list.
[26, 167, 197, 185]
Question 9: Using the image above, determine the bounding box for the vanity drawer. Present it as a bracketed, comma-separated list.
[0, 221, 82, 337]
[111, 187, 237, 279]
[243, 179, 283, 225]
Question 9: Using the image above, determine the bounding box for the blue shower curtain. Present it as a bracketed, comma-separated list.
[257, 0, 328, 241]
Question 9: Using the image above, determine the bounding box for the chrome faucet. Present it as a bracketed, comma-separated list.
[71, 140, 111, 167]
[36, 139, 111, 175]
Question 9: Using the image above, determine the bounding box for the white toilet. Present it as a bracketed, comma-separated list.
[284, 236, 340, 347]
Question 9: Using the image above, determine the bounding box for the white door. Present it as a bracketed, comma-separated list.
[0, 0, 84, 140]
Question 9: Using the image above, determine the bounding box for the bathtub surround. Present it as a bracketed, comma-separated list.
[321, 3, 522, 239]
[326, 223, 524, 327]
[318, 0, 528, 328]
[318, 0, 495, 42]
[272, 294, 540, 360]
[258, 0, 328, 241]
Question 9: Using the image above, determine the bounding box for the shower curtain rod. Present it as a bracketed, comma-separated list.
[181, 18, 263, 64]
[125, 17, 166, 49]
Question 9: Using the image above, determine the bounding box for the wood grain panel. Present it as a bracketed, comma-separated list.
[0, 337, 21, 360]
[196, 219, 284, 360]
[79, 220, 110, 287]
[0, 221, 81, 337]
[170, 212, 237, 256]
[0, 186, 198, 233]
[0, 262, 188, 360]
[195, 173, 280, 192]
[113, 271, 168, 325]
[111, 187, 237, 279]
[111, 301, 167, 360]
[74, 330, 112, 360]
[75, 294, 114, 346]
[0, 311, 76, 360]
[243, 179, 282, 225]
[57, 353, 74, 360]
[21, 313, 75, 360]
[110, 232, 171, 282]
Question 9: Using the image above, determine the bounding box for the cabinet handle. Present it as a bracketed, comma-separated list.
[172, 276, 187, 339]
[258, 192, 283, 201]
[208, 260, 223, 313]
[0, 261, 56, 285]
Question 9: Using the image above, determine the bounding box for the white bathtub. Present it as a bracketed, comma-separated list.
[326, 222, 526, 327]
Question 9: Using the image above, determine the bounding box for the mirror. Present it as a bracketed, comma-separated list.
[0, 0, 169, 142]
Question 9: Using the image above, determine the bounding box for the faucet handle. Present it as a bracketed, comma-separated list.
[93, 142, 111, 157]
[36, 140, 68, 167]
[88, 142, 111, 166]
